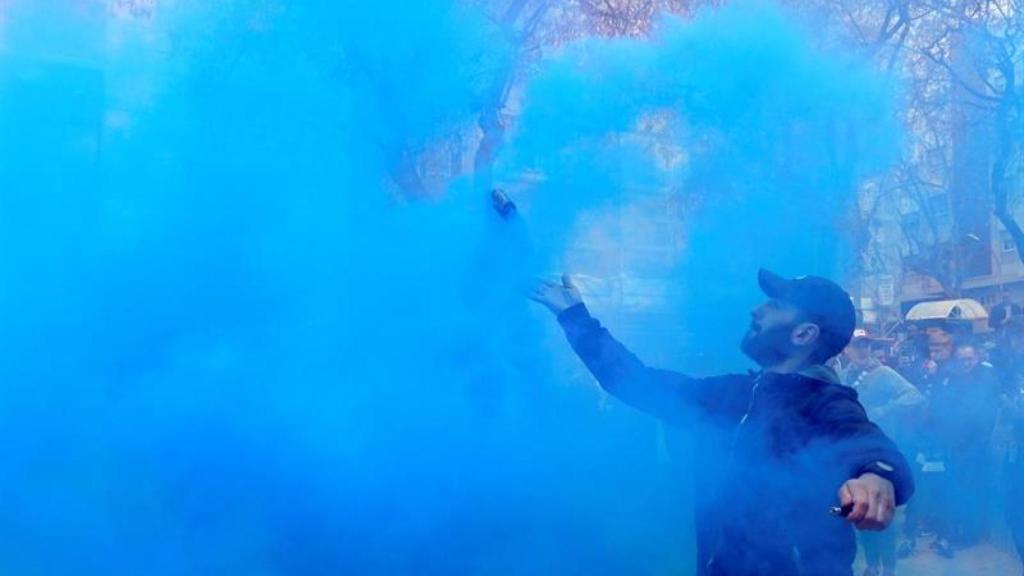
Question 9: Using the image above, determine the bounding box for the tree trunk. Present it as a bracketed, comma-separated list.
[472, 2, 553, 193]
[991, 65, 1022, 264]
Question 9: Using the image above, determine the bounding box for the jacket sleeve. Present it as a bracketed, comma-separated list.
[557, 303, 751, 427]
[810, 392, 916, 506]
[874, 367, 925, 419]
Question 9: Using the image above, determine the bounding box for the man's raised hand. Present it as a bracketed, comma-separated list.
[530, 273, 583, 316]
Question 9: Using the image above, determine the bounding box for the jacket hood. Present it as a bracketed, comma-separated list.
[759, 365, 856, 401]
[798, 364, 842, 386]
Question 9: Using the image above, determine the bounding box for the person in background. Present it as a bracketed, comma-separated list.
[925, 341, 1001, 553]
[1006, 387, 1024, 576]
[891, 326, 925, 380]
[871, 342, 893, 368]
[841, 331, 926, 439]
[921, 330, 953, 384]
[895, 325, 943, 385]
[841, 331, 926, 576]
[989, 288, 1022, 332]
[897, 327, 954, 558]
[992, 318, 1024, 576]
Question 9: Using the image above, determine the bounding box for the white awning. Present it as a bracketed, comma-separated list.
[905, 299, 989, 321]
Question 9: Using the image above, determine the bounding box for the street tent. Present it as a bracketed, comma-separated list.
[905, 299, 989, 321]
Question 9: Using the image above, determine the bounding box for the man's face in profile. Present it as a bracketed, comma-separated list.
[741, 298, 806, 367]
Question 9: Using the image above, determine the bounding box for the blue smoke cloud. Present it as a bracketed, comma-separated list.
[0, 1, 899, 574]
[500, 2, 899, 369]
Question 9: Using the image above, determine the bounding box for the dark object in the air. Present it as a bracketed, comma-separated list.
[491, 188, 517, 220]
[829, 503, 854, 518]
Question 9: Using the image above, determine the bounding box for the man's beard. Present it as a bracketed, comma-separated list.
[741, 324, 794, 367]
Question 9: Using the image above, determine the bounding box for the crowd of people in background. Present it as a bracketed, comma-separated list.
[827, 293, 1024, 576]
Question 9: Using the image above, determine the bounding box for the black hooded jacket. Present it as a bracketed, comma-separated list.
[558, 304, 915, 576]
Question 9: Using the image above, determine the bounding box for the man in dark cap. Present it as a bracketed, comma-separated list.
[532, 269, 915, 576]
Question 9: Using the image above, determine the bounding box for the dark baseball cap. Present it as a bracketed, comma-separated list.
[758, 268, 856, 360]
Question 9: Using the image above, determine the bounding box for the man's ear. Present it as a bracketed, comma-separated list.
[791, 322, 821, 348]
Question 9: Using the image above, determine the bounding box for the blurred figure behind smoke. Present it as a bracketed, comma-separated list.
[840, 331, 924, 576]
[897, 326, 954, 558]
[920, 341, 1000, 555]
[891, 324, 928, 378]
[840, 331, 925, 443]
[989, 288, 1022, 333]
[992, 318, 1024, 576]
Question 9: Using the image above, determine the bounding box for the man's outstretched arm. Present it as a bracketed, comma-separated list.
[815, 395, 915, 531]
[532, 275, 749, 426]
